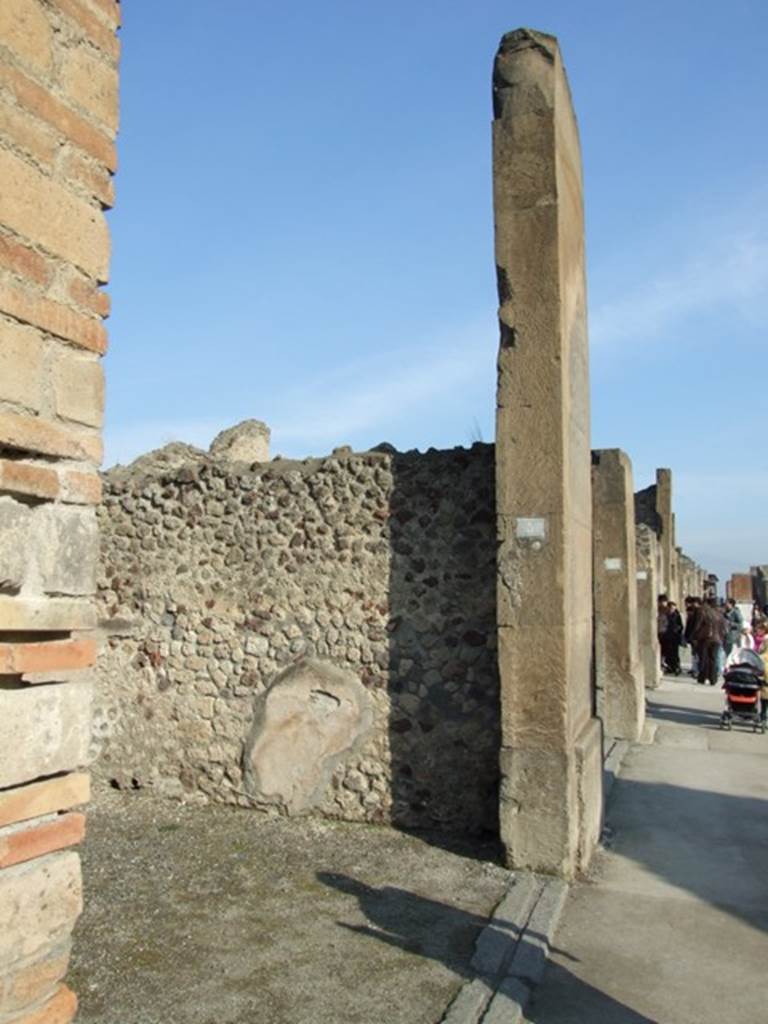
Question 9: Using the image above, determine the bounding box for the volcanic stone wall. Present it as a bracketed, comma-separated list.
[95, 442, 500, 835]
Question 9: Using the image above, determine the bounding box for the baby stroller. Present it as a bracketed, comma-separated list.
[720, 649, 765, 733]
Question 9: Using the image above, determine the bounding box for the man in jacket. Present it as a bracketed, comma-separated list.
[693, 599, 727, 686]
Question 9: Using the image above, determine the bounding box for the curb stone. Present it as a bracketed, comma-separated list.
[440, 874, 568, 1024]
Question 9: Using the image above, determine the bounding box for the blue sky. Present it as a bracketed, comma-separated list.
[105, 1, 768, 584]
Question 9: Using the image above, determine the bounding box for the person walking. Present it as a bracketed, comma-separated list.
[723, 598, 744, 660]
[661, 600, 684, 674]
[693, 599, 727, 686]
[684, 596, 702, 678]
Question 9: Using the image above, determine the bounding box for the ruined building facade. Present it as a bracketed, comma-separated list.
[0, 11, 712, 1022]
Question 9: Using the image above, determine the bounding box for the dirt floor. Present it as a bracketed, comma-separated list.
[70, 787, 508, 1024]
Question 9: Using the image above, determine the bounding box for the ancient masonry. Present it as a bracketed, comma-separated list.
[0, 10, 712, 1018]
[0, 2, 119, 1023]
[95, 437, 500, 835]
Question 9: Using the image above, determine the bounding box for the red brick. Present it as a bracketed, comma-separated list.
[0, 459, 59, 501]
[59, 469, 102, 505]
[0, 63, 117, 171]
[66, 275, 110, 318]
[0, 233, 54, 289]
[0, 638, 97, 675]
[55, 0, 120, 62]
[0, 280, 108, 354]
[0, 774, 90, 829]
[0, 813, 86, 870]
[0, 411, 102, 462]
[11, 984, 78, 1024]
[59, 147, 115, 209]
[2, 945, 71, 1017]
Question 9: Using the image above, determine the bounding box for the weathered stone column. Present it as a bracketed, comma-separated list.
[655, 469, 673, 595]
[636, 525, 661, 689]
[493, 28, 602, 877]
[591, 450, 644, 739]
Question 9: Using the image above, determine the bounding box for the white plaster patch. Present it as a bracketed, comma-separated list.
[604, 558, 622, 571]
[636, 570, 648, 580]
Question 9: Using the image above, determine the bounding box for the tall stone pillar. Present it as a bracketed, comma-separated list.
[655, 469, 673, 595]
[592, 450, 644, 740]
[493, 29, 602, 877]
[636, 525, 661, 689]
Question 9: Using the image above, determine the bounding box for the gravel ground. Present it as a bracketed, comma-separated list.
[70, 787, 508, 1024]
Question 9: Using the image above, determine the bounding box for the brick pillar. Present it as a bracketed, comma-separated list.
[591, 450, 644, 740]
[493, 29, 602, 878]
[0, 1, 119, 1020]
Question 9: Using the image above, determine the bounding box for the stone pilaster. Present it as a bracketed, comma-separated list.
[493, 28, 602, 877]
[592, 450, 644, 740]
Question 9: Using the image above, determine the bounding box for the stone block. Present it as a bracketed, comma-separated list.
[0, 774, 90, 828]
[60, 146, 115, 208]
[0, 853, 82, 968]
[0, 596, 96, 631]
[51, 350, 104, 428]
[0, 812, 86, 869]
[60, 45, 119, 133]
[0, 63, 117, 171]
[0, 279, 108, 354]
[210, 419, 270, 463]
[244, 658, 373, 814]
[0, 944, 71, 1018]
[0, 0, 53, 76]
[0, 95, 58, 170]
[0, 411, 102, 462]
[0, 496, 31, 592]
[33, 505, 98, 595]
[0, 148, 110, 280]
[55, 0, 121, 61]
[0, 319, 43, 411]
[0, 682, 93, 788]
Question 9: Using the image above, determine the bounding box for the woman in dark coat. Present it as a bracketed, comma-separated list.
[661, 601, 684, 675]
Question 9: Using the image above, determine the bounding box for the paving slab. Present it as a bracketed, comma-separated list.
[526, 676, 768, 1024]
[70, 788, 509, 1024]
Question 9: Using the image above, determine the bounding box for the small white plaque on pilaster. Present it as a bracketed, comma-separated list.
[604, 557, 622, 571]
[636, 570, 648, 580]
[516, 517, 547, 539]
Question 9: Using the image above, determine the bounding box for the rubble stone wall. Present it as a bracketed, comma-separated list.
[95, 442, 500, 836]
[0, 1, 119, 1021]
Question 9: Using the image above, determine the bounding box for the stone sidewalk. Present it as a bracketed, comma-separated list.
[69, 790, 511, 1024]
[525, 675, 768, 1024]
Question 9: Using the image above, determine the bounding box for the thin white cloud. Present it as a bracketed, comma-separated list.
[104, 319, 497, 467]
[590, 207, 768, 348]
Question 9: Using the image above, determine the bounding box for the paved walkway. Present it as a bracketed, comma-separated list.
[526, 674, 768, 1024]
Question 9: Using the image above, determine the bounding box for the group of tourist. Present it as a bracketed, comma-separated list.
[657, 593, 768, 687]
